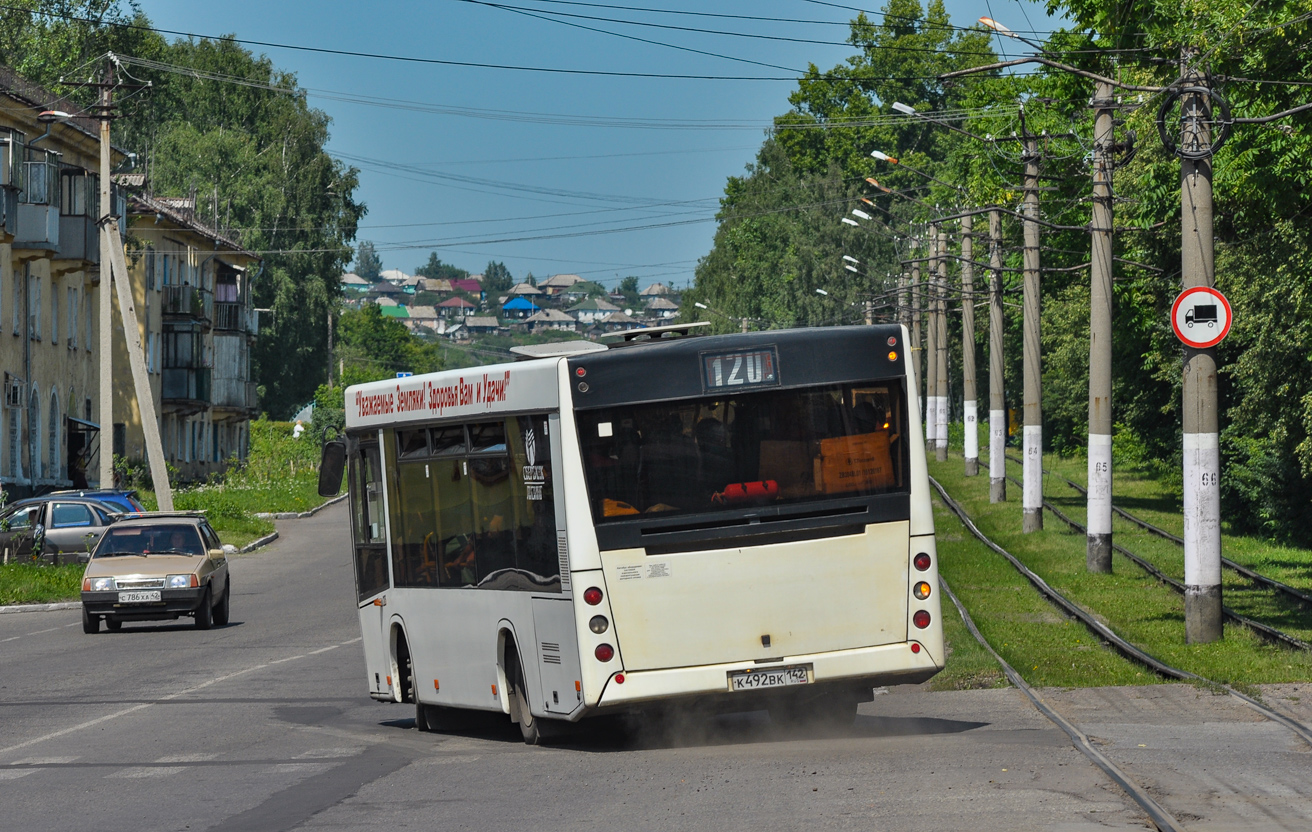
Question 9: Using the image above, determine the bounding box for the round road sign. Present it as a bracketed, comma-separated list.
[1171, 287, 1232, 348]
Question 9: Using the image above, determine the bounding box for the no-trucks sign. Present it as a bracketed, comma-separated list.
[1171, 287, 1233, 349]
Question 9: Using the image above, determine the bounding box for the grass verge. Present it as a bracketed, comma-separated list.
[0, 563, 83, 605]
[933, 452, 1312, 686]
[929, 489, 1154, 690]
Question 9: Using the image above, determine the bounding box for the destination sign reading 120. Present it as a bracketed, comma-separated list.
[701, 346, 780, 392]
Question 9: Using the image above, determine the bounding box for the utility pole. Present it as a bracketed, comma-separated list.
[988, 208, 1007, 502]
[935, 226, 949, 461]
[1021, 132, 1043, 532]
[923, 231, 937, 454]
[97, 60, 114, 491]
[327, 310, 334, 387]
[1088, 80, 1115, 572]
[911, 252, 924, 419]
[1179, 55, 1222, 642]
[898, 267, 911, 330]
[961, 213, 978, 475]
[84, 55, 171, 507]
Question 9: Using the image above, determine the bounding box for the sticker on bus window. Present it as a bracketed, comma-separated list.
[617, 565, 643, 581]
[598, 422, 613, 437]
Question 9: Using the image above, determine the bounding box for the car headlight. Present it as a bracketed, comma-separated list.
[167, 574, 197, 589]
[89, 577, 115, 592]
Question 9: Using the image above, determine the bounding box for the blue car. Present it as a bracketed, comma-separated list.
[47, 489, 145, 514]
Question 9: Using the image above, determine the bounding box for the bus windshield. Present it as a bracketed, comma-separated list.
[575, 381, 907, 524]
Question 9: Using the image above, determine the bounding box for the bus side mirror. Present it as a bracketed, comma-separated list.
[319, 440, 346, 497]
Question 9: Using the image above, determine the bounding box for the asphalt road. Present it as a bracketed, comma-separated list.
[2, 503, 1309, 831]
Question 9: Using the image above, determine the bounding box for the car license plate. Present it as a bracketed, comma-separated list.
[117, 590, 161, 603]
[729, 665, 810, 691]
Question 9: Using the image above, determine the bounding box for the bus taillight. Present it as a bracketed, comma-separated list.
[589, 615, 609, 634]
[913, 610, 931, 629]
[913, 581, 932, 600]
[914, 553, 931, 571]
[595, 644, 615, 662]
[584, 587, 604, 605]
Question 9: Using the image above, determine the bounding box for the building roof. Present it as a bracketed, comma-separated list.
[368, 281, 404, 295]
[340, 273, 370, 286]
[450, 279, 484, 294]
[380, 269, 411, 284]
[508, 282, 545, 295]
[127, 192, 255, 258]
[468, 274, 484, 283]
[524, 309, 576, 323]
[646, 297, 680, 310]
[421, 278, 453, 293]
[540, 273, 584, 289]
[375, 297, 399, 307]
[568, 297, 620, 313]
[466, 316, 501, 328]
[379, 305, 409, 318]
[640, 282, 672, 297]
[438, 296, 476, 309]
[598, 311, 638, 324]
[407, 305, 439, 319]
[501, 297, 541, 311]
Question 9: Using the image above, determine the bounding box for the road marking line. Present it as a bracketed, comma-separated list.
[109, 766, 187, 779]
[293, 748, 362, 759]
[23, 627, 62, 636]
[308, 645, 339, 655]
[11, 756, 80, 765]
[0, 637, 362, 757]
[0, 771, 35, 780]
[156, 753, 218, 763]
[0, 637, 19, 643]
[343, 637, 362, 644]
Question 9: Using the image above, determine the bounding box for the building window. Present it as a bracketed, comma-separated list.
[27, 270, 40, 341]
[12, 271, 20, 335]
[85, 292, 93, 352]
[48, 390, 59, 480]
[50, 286, 58, 345]
[68, 287, 77, 350]
[146, 332, 156, 374]
[146, 249, 155, 290]
[112, 423, 126, 458]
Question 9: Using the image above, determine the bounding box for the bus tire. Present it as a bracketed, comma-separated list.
[415, 701, 432, 732]
[506, 645, 544, 745]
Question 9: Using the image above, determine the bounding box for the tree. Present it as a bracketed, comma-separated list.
[415, 252, 468, 282]
[483, 260, 513, 293]
[355, 241, 382, 282]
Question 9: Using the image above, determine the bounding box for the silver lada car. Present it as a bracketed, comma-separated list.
[80, 514, 231, 633]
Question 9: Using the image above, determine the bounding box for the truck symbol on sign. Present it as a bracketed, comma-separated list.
[1186, 304, 1218, 328]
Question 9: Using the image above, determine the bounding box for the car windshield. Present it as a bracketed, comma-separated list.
[94, 525, 205, 557]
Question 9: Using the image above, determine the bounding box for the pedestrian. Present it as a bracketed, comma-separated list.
[292, 420, 305, 439]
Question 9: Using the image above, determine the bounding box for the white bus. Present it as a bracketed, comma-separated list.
[319, 323, 942, 743]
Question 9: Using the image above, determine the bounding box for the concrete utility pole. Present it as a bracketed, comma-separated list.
[935, 227, 949, 461]
[961, 213, 978, 475]
[923, 230, 938, 454]
[97, 60, 114, 490]
[898, 268, 911, 330]
[1087, 80, 1116, 572]
[1021, 134, 1043, 532]
[911, 253, 923, 419]
[90, 55, 172, 508]
[988, 208, 1007, 502]
[1179, 56, 1222, 643]
[327, 310, 334, 387]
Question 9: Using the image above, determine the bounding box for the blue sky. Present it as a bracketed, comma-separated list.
[138, 0, 1060, 288]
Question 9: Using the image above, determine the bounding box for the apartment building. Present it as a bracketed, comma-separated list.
[115, 189, 260, 483]
[1, 67, 124, 498]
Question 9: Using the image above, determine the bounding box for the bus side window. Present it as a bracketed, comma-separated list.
[510, 415, 560, 588]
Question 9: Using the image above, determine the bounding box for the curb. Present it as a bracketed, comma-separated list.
[238, 531, 279, 554]
[253, 493, 348, 521]
[0, 601, 81, 614]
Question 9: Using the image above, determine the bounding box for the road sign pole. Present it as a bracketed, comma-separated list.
[988, 208, 1007, 502]
[1180, 59, 1222, 644]
[1088, 80, 1115, 573]
[961, 214, 978, 475]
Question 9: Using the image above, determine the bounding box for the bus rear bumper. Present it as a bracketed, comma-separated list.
[595, 640, 942, 709]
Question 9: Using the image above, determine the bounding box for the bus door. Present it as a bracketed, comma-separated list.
[349, 438, 392, 700]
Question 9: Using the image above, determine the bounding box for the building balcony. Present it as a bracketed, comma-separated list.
[55, 214, 98, 264]
[162, 367, 211, 409]
[14, 203, 58, 251]
[162, 285, 213, 325]
[213, 301, 258, 334]
[212, 378, 257, 414]
[0, 186, 16, 238]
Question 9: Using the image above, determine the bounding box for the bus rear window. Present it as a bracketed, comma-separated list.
[576, 381, 907, 524]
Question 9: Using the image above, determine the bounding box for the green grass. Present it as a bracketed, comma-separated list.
[134, 418, 329, 548]
[932, 451, 1312, 687]
[930, 491, 1154, 690]
[0, 563, 84, 605]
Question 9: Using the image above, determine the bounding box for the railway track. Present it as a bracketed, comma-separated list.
[930, 477, 1312, 753]
[1004, 453, 1312, 608]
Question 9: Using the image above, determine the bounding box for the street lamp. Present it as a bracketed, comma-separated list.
[870, 149, 966, 194]
[978, 16, 1048, 53]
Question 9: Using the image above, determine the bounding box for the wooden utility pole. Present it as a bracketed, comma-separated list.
[1179, 55, 1221, 642]
[988, 208, 1007, 502]
[1087, 80, 1116, 572]
[1021, 133, 1043, 532]
[961, 213, 978, 475]
[97, 60, 114, 490]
